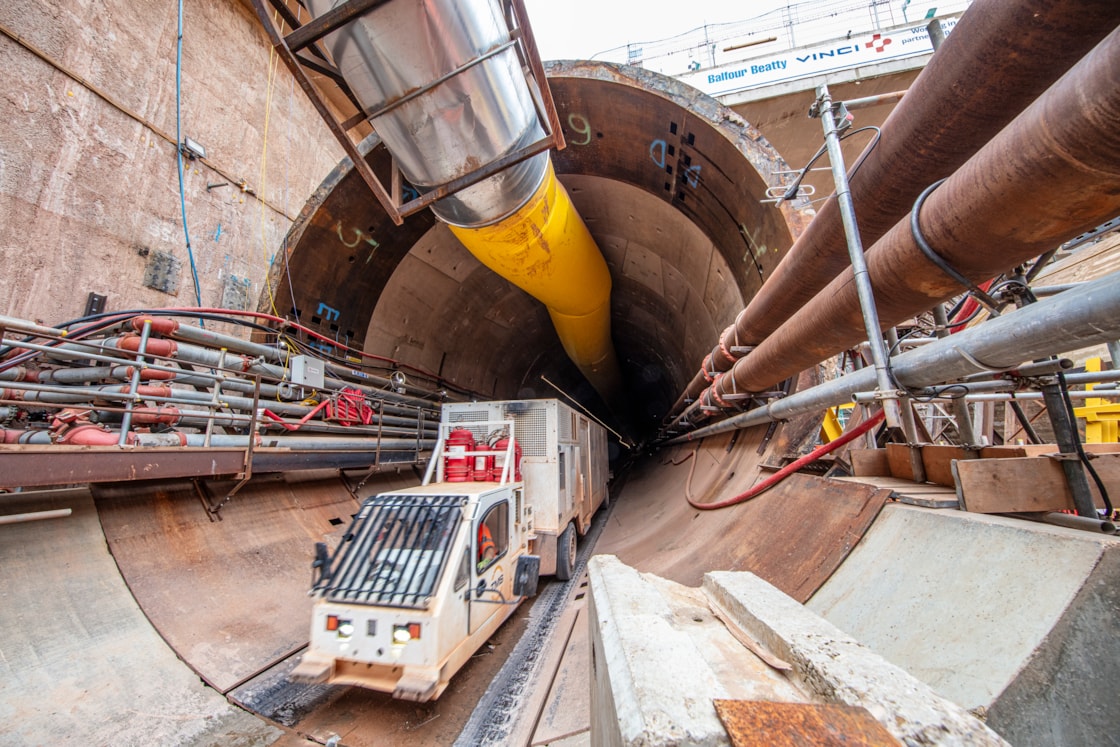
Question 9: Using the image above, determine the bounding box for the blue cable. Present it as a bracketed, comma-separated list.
[175, 0, 205, 319]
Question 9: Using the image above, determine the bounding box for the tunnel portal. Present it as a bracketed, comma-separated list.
[267, 61, 804, 438]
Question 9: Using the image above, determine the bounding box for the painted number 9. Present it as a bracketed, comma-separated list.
[567, 113, 592, 146]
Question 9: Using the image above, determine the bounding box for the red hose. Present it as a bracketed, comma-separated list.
[949, 279, 994, 333]
[260, 399, 330, 431]
[687, 409, 886, 510]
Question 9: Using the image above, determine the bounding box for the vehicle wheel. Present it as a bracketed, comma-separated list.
[556, 522, 577, 581]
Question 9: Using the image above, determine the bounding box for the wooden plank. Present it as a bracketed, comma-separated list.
[1087, 443, 1120, 454]
[979, 444, 1055, 459]
[886, 443, 916, 481]
[835, 475, 947, 493]
[980, 443, 1120, 459]
[850, 448, 890, 477]
[895, 493, 961, 509]
[955, 454, 1120, 514]
[919, 445, 974, 487]
[836, 475, 959, 508]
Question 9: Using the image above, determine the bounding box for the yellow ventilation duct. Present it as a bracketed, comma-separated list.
[449, 161, 622, 399]
[306, 0, 623, 402]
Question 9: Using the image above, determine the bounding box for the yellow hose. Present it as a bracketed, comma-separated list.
[449, 160, 622, 399]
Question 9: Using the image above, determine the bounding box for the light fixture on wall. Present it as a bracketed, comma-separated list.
[180, 136, 207, 161]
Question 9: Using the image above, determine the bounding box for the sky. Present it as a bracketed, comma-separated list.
[521, 0, 789, 62]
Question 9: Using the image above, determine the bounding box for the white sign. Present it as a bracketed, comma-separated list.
[680, 17, 959, 98]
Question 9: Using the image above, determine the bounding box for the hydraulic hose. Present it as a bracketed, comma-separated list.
[687, 409, 884, 510]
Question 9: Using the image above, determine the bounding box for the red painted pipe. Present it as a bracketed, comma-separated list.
[687, 409, 884, 510]
[116, 335, 177, 357]
[129, 367, 175, 381]
[129, 406, 182, 426]
[57, 424, 138, 446]
[261, 399, 330, 431]
[130, 317, 179, 336]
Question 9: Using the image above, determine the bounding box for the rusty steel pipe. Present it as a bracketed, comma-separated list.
[706, 25, 1120, 403]
[663, 271, 1120, 445]
[669, 0, 1120, 416]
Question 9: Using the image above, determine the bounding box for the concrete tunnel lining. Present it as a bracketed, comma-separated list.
[266, 61, 804, 433]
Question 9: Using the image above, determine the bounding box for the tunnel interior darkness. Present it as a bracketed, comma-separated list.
[265, 62, 802, 439]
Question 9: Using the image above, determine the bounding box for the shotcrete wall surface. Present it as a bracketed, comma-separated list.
[0, 0, 340, 326]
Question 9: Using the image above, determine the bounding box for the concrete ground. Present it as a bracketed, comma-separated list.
[0, 488, 297, 746]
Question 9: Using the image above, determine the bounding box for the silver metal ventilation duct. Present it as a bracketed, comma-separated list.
[306, 0, 549, 227]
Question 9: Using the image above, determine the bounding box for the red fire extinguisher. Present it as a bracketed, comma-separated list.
[490, 435, 522, 482]
[445, 428, 476, 482]
[473, 443, 494, 482]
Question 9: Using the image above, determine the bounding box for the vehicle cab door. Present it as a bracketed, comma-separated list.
[468, 490, 514, 635]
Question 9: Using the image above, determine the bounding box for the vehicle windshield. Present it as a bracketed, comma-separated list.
[319, 494, 464, 608]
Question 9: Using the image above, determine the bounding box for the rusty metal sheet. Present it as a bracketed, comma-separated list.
[0, 445, 247, 488]
[94, 475, 359, 693]
[721, 475, 891, 602]
[714, 700, 901, 746]
[598, 467, 890, 602]
[727, 474, 891, 602]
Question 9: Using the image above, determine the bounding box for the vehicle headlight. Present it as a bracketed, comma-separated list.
[392, 622, 421, 643]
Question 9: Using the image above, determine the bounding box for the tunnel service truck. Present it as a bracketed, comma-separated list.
[291, 398, 609, 700]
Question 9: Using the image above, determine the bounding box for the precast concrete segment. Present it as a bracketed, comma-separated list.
[710, 26, 1120, 402]
[451, 161, 623, 400]
[0, 489, 284, 746]
[670, 0, 1120, 413]
[807, 505, 1119, 734]
[703, 569, 1009, 746]
[986, 542, 1120, 746]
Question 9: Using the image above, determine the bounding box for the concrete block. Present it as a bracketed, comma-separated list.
[588, 555, 806, 746]
[807, 504, 1120, 745]
[705, 570, 1008, 746]
[589, 555, 733, 747]
[589, 554, 1001, 747]
[986, 542, 1120, 746]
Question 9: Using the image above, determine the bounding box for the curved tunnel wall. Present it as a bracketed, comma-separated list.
[264, 61, 804, 433]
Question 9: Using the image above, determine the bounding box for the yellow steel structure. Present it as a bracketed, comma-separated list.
[820, 403, 854, 443]
[1074, 358, 1120, 443]
[451, 160, 623, 400]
